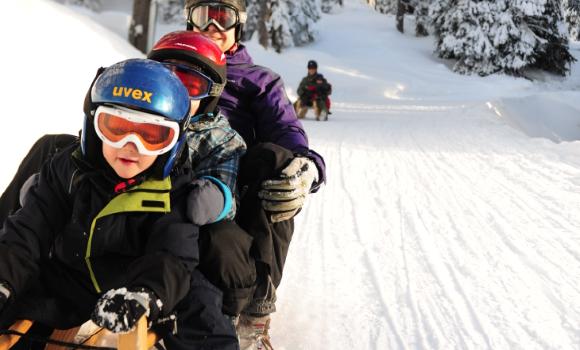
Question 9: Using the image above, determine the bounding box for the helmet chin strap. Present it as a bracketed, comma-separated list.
[226, 42, 239, 55]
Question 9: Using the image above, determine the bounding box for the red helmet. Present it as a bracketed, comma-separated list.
[148, 31, 227, 86]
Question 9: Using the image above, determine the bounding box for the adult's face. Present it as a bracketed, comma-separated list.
[192, 25, 236, 53]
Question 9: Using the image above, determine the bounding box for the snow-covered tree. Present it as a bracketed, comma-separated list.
[64, 0, 101, 11]
[514, 0, 574, 75]
[563, 0, 580, 40]
[158, 0, 185, 24]
[431, 0, 499, 75]
[373, 0, 398, 13]
[321, 0, 343, 13]
[414, 0, 431, 36]
[287, 0, 320, 46]
[431, 0, 575, 76]
[245, 0, 320, 52]
[490, 0, 535, 75]
[243, 0, 261, 41]
[266, 0, 293, 52]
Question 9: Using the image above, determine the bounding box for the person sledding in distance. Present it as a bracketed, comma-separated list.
[294, 60, 332, 121]
[0, 58, 241, 349]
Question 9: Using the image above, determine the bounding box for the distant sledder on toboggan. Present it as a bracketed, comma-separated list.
[294, 60, 332, 121]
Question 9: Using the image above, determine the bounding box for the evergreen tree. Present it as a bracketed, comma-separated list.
[413, 0, 431, 36]
[490, 0, 535, 75]
[246, 0, 319, 52]
[321, 0, 343, 13]
[431, 0, 499, 75]
[374, 0, 398, 14]
[64, 0, 101, 11]
[158, 0, 185, 24]
[266, 0, 293, 52]
[287, 0, 320, 46]
[514, 0, 575, 75]
[243, 0, 261, 41]
[563, 0, 580, 40]
[431, 0, 575, 76]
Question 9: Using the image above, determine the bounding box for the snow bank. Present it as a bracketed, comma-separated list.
[0, 0, 142, 190]
[489, 92, 580, 143]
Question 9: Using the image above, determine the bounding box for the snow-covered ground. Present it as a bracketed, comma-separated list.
[2, 0, 580, 349]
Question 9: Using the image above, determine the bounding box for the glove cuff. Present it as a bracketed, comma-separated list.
[304, 158, 319, 185]
[128, 287, 163, 321]
[0, 282, 12, 299]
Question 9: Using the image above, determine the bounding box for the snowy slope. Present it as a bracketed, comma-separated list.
[2, 0, 580, 349]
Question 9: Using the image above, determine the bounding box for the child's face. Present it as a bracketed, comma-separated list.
[190, 99, 201, 116]
[102, 142, 158, 179]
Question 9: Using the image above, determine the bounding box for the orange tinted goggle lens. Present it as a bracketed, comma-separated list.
[97, 113, 176, 151]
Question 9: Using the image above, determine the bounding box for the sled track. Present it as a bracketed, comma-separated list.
[275, 102, 580, 349]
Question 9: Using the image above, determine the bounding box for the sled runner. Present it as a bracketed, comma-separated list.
[293, 96, 331, 121]
[0, 316, 156, 350]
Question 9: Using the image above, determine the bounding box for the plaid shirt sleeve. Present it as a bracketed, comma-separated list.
[186, 113, 247, 220]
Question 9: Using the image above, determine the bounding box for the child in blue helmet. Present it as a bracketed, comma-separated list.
[0, 59, 238, 349]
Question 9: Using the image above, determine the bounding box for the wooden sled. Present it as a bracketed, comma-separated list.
[0, 317, 157, 350]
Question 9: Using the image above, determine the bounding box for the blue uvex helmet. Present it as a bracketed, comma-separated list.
[82, 58, 191, 178]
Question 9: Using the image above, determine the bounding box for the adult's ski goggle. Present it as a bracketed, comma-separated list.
[163, 62, 224, 99]
[187, 4, 247, 32]
[94, 105, 180, 156]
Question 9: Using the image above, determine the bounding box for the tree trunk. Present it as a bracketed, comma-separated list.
[129, 0, 152, 53]
[415, 1, 429, 37]
[257, 0, 270, 49]
[396, 0, 405, 33]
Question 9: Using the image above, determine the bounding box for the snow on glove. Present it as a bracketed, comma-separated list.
[259, 157, 319, 223]
[91, 287, 162, 334]
[0, 282, 11, 313]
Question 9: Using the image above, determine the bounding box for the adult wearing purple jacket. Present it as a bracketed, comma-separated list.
[181, 0, 326, 349]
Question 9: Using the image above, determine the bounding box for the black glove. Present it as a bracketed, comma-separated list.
[0, 282, 11, 313]
[91, 287, 162, 333]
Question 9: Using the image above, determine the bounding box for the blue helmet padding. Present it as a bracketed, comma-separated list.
[91, 58, 190, 123]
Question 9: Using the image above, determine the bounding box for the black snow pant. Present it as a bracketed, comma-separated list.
[198, 143, 296, 316]
[0, 134, 77, 226]
[0, 265, 237, 350]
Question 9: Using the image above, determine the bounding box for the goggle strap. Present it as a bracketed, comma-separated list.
[209, 82, 225, 97]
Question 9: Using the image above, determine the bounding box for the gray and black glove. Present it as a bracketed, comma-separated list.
[0, 282, 12, 313]
[187, 178, 232, 225]
[259, 157, 319, 223]
[91, 287, 162, 333]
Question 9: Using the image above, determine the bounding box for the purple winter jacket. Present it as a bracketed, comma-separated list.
[217, 44, 326, 189]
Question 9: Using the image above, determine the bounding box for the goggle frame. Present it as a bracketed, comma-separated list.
[93, 105, 181, 156]
[187, 3, 247, 32]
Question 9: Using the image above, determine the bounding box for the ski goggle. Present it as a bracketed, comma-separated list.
[163, 62, 224, 99]
[94, 105, 180, 156]
[187, 4, 247, 32]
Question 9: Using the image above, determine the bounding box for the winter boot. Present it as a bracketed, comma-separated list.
[236, 314, 274, 350]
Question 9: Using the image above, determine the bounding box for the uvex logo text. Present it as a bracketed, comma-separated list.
[112, 86, 153, 103]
